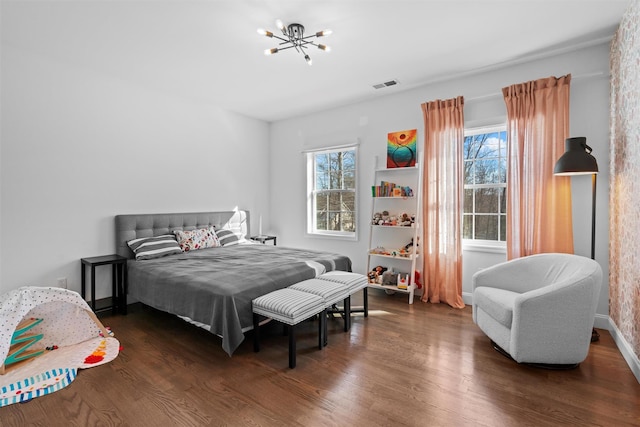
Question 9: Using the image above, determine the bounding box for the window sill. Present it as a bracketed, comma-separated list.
[462, 241, 506, 254]
[306, 232, 357, 242]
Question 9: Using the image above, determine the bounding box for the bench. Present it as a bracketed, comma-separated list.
[252, 288, 326, 369]
[315, 271, 369, 331]
[252, 272, 368, 368]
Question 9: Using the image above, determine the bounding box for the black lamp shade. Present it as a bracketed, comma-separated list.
[554, 137, 598, 175]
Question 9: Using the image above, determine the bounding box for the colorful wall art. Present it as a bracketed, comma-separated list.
[387, 129, 417, 168]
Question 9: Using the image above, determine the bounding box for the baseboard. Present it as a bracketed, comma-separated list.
[593, 312, 609, 330]
[608, 319, 640, 384]
[462, 292, 473, 306]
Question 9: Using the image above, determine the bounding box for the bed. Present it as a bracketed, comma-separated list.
[115, 210, 352, 355]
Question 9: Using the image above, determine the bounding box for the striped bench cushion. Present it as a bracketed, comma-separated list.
[289, 279, 350, 307]
[252, 289, 325, 326]
[317, 271, 368, 293]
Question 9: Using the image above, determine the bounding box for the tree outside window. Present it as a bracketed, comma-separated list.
[307, 146, 357, 237]
[463, 127, 507, 242]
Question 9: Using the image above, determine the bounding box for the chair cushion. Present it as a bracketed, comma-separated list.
[473, 287, 520, 329]
[289, 279, 350, 307]
[252, 289, 325, 326]
[316, 271, 368, 293]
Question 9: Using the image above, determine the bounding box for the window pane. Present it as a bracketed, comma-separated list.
[474, 215, 499, 240]
[343, 150, 355, 170]
[328, 192, 342, 210]
[316, 210, 327, 230]
[342, 191, 355, 210]
[342, 211, 355, 232]
[499, 187, 506, 214]
[475, 159, 501, 184]
[499, 159, 507, 182]
[499, 214, 506, 241]
[464, 189, 473, 213]
[463, 215, 473, 239]
[328, 212, 340, 231]
[475, 188, 499, 213]
[464, 161, 474, 185]
[344, 170, 355, 189]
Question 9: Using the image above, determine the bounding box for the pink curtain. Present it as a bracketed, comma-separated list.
[420, 97, 465, 309]
[502, 75, 573, 259]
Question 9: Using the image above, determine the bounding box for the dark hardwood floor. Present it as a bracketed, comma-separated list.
[2, 290, 639, 426]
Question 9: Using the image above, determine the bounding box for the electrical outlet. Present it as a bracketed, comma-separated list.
[57, 277, 68, 289]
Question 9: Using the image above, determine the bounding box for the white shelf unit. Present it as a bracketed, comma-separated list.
[367, 159, 423, 304]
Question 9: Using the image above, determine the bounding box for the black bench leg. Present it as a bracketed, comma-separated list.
[288, 325, 296, 368]
[253, 313, 260, 352]
[321, 309, 327, 348]
[344, 296, 351, 332]
[363, 288, 369, 317]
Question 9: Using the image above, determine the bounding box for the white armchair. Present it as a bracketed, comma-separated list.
[472, 253, 602, 366]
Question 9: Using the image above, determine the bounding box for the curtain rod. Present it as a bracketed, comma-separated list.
[465, 71, 609, 103]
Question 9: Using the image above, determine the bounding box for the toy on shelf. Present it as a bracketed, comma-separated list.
[397, 274, 409, 290]
[368, 266, 387, 284]
[371, 211, 416, 227]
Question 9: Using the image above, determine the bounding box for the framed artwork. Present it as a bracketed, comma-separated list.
[387, 129, 417, 168]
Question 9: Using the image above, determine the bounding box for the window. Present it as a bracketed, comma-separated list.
[463, 126, 507, 242]
[306, 146, 357, 238]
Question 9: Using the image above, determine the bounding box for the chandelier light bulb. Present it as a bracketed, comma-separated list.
[265, 48, 278, 55]
[257, 28, 273, 37]
[305, 54, 312, 65]
[276, 19, 285, 31]
[318, 44, 330, 52]
[316, 29, 332, 37]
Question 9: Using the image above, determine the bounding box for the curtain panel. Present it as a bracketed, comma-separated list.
[420, 97, 465, 309]
[502, 75, 574, 259]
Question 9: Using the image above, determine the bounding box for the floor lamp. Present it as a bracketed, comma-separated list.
[553, 136, 599, 342]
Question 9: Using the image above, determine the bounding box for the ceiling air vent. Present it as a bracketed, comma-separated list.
[372, 79, 399, 90]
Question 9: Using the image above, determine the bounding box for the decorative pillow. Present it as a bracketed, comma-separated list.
[215, 228, 243, 246]
[174, 226, 220, 252]
[127, 235, 182, 260]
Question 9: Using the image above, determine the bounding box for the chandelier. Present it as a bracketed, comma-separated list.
[257, 20, 332, 65]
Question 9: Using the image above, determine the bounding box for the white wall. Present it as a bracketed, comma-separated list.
[269, 42, 611, 321]
[1, 43, 270, 297]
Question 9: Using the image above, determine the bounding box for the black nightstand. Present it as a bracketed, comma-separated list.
[80, 254, 128, 315]
[251, 235, 277, 245]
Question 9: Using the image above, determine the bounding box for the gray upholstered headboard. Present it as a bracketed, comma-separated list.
[115, 210, 251, 259]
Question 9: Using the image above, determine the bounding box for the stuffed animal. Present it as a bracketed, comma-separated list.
[368, 265, 387, 283]
[372, 212, 383, 225]
[400, 213, 412, 226]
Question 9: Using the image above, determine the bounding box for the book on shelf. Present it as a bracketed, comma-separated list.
[372, 181, 413, 197]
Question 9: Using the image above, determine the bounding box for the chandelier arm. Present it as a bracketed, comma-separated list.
[269, 34, 289, 43]
[275, 45, 298, 51]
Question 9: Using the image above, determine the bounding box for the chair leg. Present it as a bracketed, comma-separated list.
[344, 296, 351, 332]
[288, 325, 296, 368]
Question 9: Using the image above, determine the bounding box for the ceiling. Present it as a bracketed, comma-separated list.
[1, 0, 631, 122]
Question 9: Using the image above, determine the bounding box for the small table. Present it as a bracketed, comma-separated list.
[251, 235, 277, 245]
[80, 254, 128, 315]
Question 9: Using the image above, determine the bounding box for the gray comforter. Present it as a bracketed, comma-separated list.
[127, 243, 351, 355]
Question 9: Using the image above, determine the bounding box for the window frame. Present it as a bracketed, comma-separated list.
[305, 144, 358, 240]
[462, 125, 507, 249]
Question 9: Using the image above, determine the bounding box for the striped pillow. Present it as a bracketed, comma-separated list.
[215, 228, 242, 246]
[127, 235, 182, 260]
